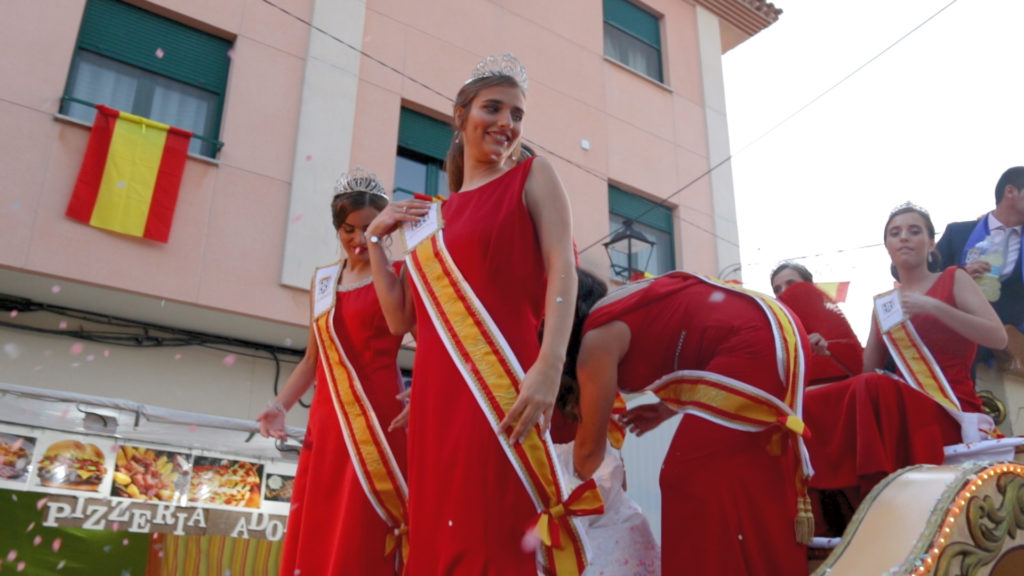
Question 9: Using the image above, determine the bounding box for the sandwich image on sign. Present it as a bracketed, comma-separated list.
[0, 433, 35, 481]
[36, 439, 108, 492]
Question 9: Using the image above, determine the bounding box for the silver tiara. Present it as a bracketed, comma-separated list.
[333, 167, 387, 198]
[889, 200, 929, 216]
[467, 53, 528, 90]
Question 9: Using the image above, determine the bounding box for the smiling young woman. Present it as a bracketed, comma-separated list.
[366, 54, 582, 576]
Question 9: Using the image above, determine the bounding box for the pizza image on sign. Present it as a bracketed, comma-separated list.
[188, 456, 263, 509]
[35, 439, 107, 492]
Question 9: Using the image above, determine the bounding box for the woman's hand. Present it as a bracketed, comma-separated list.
[620, 402, 675, 437]
[808, 332, 830, 356]
[500, 357, 562, 443]
[256, 403, 287, 439]
[366, 199, 432, 239]
[388, 389, 411, 432]
[900, 291, 939, 317]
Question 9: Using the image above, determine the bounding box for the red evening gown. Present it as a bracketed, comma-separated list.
[778, 282, 863, 385]
[583, 274, 808, 576]
[406, 157, 546, 575]
[804, 267, 979, 496]
[280, 272, 407, 575]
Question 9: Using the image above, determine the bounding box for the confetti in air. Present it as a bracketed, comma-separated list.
[122, 538, 129, 546]
[58, 321, 67, 330]
[69, 342, 85, 356]
[36, 498, 49, 511]
[57, 560, 66, 569]
[8, 310, 17, 318]
[283, 337, 293, 346]
[32, 536, 41, 547]
[292, 214, 304, 223]
[86, 354, 95, 362]
[222, 354, 237, 367]
[305, 155, 312, 162]
[104, 349, 110, 357]
[189, 425, 198, 433]
[51, 285, 61, 294]
[6, 550, 16, 562]
[24, 522, 33, 532]
[174, 354, 182, 360]
[3, 343, 21, 359]
[226, 48, 235, 59]
[708, 290, 726, 303]
[155, 47, 164, 59]
[16, 561, 25, 572]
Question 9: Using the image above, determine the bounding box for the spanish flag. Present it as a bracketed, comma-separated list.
[814, 281, 850, 303]
[66, 105, 191, 243]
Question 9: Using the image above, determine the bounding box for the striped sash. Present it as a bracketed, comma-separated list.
[407, 232, 600, 576]
[643, 273, 814, 543]
[311, 264, 409, 562]
[875, 294, 996, 441]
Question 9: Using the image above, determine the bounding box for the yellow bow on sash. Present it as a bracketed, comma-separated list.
[532, 478, 606, 549]
[607, 392, 628, 450]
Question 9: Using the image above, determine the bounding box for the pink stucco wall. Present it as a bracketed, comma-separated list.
[0, 0, 313, 326]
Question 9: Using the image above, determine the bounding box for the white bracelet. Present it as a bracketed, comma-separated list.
[268, 401, 287, 415]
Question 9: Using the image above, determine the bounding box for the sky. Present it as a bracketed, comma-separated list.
[721, 0, 1024, 342]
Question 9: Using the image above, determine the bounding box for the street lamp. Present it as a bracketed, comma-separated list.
[604, 220, 655, 281]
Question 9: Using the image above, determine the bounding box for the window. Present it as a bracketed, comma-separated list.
[60, 0, 231, 158]
[608, 185, 675, 277]
[394, 108, 452, 200]
[603, 0, 663, 82]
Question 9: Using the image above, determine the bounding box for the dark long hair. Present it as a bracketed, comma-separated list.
[444, 75, 526, 193]
[331, 191, 388, 230]
[554, 268, 609, 421]
[885, 203, 941, 279]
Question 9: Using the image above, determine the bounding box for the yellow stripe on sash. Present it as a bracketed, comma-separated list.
[312, 270, 409, 563]
[408, 233, 594, 575]
[882, 320, 961, 413]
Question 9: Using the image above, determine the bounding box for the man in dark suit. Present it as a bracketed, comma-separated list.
[936, 167, 1024, 367]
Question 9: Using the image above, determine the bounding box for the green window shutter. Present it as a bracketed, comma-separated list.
[398, 108, 453, 161]
[609, 185, 672, 231]
[78, 0, 231, 95]
[603, 0, 660, 50]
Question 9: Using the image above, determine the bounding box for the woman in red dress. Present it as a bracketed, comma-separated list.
[770, 262, 863, 385]
[367, 54, 579, 575]
[574, 273, 810, 576]
[804, 204, 1006, 505]
[256, 170, 408, 575]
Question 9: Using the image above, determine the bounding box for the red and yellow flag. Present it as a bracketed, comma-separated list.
[66, 105, 191, 243]
[814, 281, 850, 303]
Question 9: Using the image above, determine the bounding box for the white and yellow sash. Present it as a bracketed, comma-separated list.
[311, 263, 409, 562]
[874, 292, 996, 442]
[406, 232, 601, 576]
[643, 273, 814, 544]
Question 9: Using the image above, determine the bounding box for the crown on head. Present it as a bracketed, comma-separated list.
[333, 167, 387, 198]
[467, 53, 528, 90]
[889, 200, 929, 217]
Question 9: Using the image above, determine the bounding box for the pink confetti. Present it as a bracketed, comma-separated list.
[16, 561, 25, 572]
[33, 366, 41, 371]
[69, 342, 85, 356]
[188, 425, 198, 433]
[103, 349, 110, 357]
[221, 354, 237, 367]
[226, 48, 235, 59]
[8, 310, 17, 318]
[292, 213, 304, 223]
[122, 538, 129, 546]
[111, 522, 120, 532]
[57, 560, 66, 569]
[86, 354, 95, 362]
[58, 321, 67, 330]
[36, 497, 48, 511]
[33, 536, 41, 547]
[155, 47, 164, 59]
[174, 353, 182, 360]
[51, 538, 62, 553]
[24, 522, 33, 532]
[305, 155, 312, 162]
[51, 285, 61, 294]
[6, 550, 16, 562]
[59, 406, 70, 420]
[157, 551, 164, 558]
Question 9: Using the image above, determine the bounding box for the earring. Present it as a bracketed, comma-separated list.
[455, 132, 462, 144]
